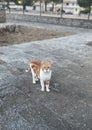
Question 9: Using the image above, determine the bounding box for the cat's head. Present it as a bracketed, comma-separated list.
[41, 62, 52, 73]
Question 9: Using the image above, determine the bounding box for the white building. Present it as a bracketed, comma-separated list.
[55, 0, 79, 14]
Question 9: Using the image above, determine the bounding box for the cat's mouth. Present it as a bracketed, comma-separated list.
[43, 69, 50, 73]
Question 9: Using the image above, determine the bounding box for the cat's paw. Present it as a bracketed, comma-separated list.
[46, 88, 50, 92]
[41, 88, 45, 91]
[33, 81, 36, 84]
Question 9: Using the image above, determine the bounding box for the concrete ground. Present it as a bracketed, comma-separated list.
[0, 21, 92, 130]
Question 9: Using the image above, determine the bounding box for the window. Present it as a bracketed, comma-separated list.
[66, 3, 69, 6]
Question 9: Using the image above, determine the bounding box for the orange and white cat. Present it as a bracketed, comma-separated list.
[27, 60, 52, 92]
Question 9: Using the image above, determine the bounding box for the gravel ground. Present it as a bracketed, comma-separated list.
[0, 21, 92, 130]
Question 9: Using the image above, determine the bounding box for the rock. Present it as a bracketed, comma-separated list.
[80, 64, 84, 68]
[6, 24, 16, 32]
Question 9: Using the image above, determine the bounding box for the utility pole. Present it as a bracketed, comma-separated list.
[61, 0, 63, 17]
[40, 0, 41, 16]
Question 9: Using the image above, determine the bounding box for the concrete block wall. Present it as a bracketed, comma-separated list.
[0, 10, 6, 23]
[6, 13, 92, 29]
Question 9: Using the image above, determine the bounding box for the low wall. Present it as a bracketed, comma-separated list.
[6, 13, 92, 29]
[0, 10, 6, 23]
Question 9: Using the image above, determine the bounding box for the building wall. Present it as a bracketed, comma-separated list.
[62, 0, 79, 14]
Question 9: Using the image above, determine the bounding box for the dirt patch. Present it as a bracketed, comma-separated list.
[0, 25, 73, 46]
[87, 41, 92, 46]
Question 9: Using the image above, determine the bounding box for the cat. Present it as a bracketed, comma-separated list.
[26, 60, 52, 92]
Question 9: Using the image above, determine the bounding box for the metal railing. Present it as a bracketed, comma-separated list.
[5, 1, 92, 20]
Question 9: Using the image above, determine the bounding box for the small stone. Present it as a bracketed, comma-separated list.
[80, 64, 84, 67]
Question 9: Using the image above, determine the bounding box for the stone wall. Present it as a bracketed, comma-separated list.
[0, 10, 6, 23]
[6, 13, 92, 29]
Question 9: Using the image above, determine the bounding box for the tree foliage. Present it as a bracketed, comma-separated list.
[77, 0, 92, 8]
[50, 0, 63, 4]
[10, 0, 33, 6]
[77, 0, 92, 19]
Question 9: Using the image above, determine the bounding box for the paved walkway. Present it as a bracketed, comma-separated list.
[0, 21, 92, 130]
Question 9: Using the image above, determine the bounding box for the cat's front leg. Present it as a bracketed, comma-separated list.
[46, 81, 50, 92]
[40, 80, 45, 91]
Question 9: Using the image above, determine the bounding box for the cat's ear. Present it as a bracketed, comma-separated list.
[31, 64, 35, 68]
[48, 61, 53, 65]
[31, 63, 37, 68]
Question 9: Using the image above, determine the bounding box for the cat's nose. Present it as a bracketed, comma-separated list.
[47, 69, 50, 72]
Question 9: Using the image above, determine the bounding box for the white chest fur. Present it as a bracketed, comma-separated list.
[40, 69, 52, 81]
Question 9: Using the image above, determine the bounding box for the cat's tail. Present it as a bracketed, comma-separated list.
[25, 68, 31, 72]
